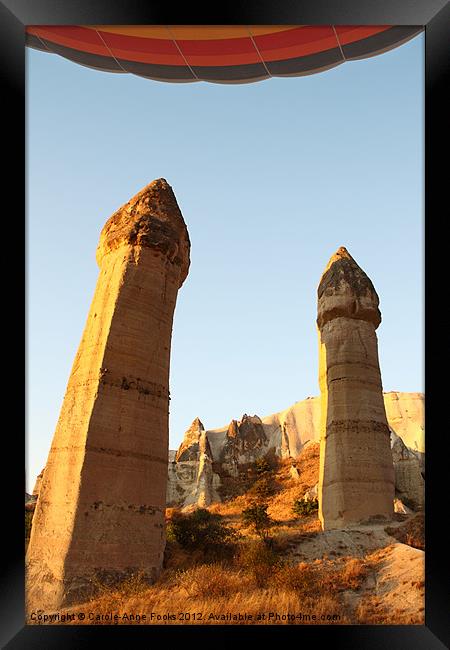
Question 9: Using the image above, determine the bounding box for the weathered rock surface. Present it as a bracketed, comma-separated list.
[362, 542, 424, 624]
[220, 415, 268, 477]
[32, 469, 44, 498]
[384, 392, 424, 466]
[175, 418, 209, 462]
[390, 431, 424, 510]
[26, 179, 190, 611]
[167, 418, 221, 508]
[316, 247, 395, 529]
[262, 397, 321, 458]
[166, 392, 423, 509]
[33, 392, 423, 513]
[25, 493, 37, 512]
[303, 483, 318, 502]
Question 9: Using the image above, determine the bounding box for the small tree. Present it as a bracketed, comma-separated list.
[167, 508, 237, 559]
[292, 498, 319, 517]
[242, 503, 273, 542]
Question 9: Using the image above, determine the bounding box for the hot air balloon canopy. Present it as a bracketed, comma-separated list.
[26, 25, 422, 84]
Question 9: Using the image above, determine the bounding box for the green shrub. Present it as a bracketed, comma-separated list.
[167, 509, 237, 559]
[242, 503, 273, 541]
[292, 498, 319, 517]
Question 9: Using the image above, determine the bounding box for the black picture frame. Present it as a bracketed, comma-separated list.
[2, 0, 448, 647]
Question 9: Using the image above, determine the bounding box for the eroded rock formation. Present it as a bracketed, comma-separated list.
[32, 392, 424, 514]
[390, 431, 424, 510]
[167, 418, 221, 508]
[26, 179, 190, 611]
[219, 414, 268, 477]
[165, 392, 423, 510]
[317, 247, 395, 529]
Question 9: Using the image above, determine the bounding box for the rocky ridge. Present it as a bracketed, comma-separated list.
[167, 391, 424, 509]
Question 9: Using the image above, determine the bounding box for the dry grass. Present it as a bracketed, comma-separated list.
[27, 443, 422, 626]
[27, 536, 419, 626]
[209, 494, 254, 519]
[30, 546, 376, 626]
[170, 563, 255, 598]
[385, 513, 425, 551]
[351, 544, 425, 625]
[209, 443, 320, 528]
[354, 599, 424, 625]
[270, 556, 368, 596]
[267, 444, 319, 522]
[293, 443, 320, 486]
[333, 557, 368, 591]
[42, 557, 353, 626]
[163, 541, 212, 573]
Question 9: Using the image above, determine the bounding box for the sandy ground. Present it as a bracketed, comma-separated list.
[285, 517, 424, 624]
[361, 542, 425, 622]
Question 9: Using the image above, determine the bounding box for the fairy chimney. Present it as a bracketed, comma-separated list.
[317, 247, 394, 529]
[26, 179, 190, 610]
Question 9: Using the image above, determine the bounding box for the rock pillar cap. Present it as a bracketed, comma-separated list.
[317, 246, 381, 329]
[96, 178, 191, 287]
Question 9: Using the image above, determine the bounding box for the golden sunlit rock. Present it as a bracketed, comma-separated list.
[26, 179, 190, 612]
[317, 247, 395, 530]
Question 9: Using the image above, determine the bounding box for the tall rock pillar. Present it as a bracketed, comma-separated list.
[317, 247, 394, 530]
[26, 179, 190, 610]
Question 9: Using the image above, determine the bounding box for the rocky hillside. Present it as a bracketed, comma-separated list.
[167, 391, 424, 510]
[40, 441, 424, 626]
[30, 392, 424, 514]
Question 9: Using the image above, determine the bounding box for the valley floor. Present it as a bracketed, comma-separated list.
[26, 449, 424, 626]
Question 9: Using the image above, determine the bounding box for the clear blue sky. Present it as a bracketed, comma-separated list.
[26, 33, 424, 491]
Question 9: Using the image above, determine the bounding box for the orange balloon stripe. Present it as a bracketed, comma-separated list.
[28, 25, 342, 67]
[99, 29, 255, 56]
[28, 25, 392, 67]
[27, 26, 111, 58]
[254, 25, 334, 49]
[99, 30, 181, 56]
[26, 25, 419, 82]
[85, 25, 291, 40]
[99, 32, 342, 66]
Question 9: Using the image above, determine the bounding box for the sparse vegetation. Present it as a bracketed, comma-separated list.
[248, 475, 276, 500]
[25, 511, 33, 539]
[385, 512, 425, 551]
[237, 539, 282, 586]
[166, 508, 237, 559]
[25, 510, 34, 551]
[35, 553, 371, 625]
[26, 441, 424, 626]
[254, 457, 274, 476]
[242, 503, 273, 541]
[89, 568, 152, 603]
[292, 498, 319, 517]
